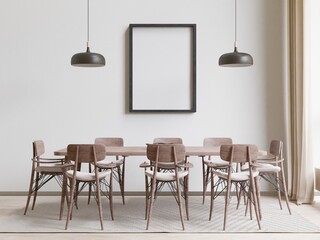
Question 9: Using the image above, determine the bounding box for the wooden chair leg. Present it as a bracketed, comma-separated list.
[223, 179, 231, 231]
[87, 183, 92, 205]
[243, 183, 253, 220]
[184, 175, 189, 220]
[31, 172, 40, 210]
[202, 158, 206, 204]
[65, 178, 76, 230]
[275, 172, 283, 210]
[280, 165, 292, 214]
[175, 178, 185, 230]
[24, 169, 35, 215]
[144, 175, 149, 220]
[255, 176, 262, 220]
[95, 179, 104, 230]
[249, 191, 253, 220]
[109, 172, 114, 221]
[59, 174, 68, 220]
[87, 163, 92, 205]
[24, 192, 32, 215]
[146, 177, 156, 230]
[74, 182, 80, 210]
[237, 182, 243, 210]
[120, 160, 126, 204]
[250, 176, 261, 230]
[209, 168, 214, 220]
[204, 166, 210, 200]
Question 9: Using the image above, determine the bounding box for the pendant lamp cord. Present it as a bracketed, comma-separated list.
[234, 0, 237, 49]
[87, 0, 90, 48]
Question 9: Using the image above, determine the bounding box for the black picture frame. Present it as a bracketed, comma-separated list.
[129, 24, 196, 113]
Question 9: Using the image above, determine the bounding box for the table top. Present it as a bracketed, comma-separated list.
[54, 146, 271, 159]
[54, 146, 221, 157]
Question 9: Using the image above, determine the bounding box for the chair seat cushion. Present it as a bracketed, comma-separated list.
[255, 163, 281, 173]
[35, 164, 63, 174]
[145, 170, 189, 181]
[66, 169, 111, 182]
[204, 157, 229, 167]
[97, 158, 124, 167]
[155, 161, 185, 169]
[214, 170, 259, 181]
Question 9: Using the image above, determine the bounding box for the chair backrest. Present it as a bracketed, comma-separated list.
[203, 138, 233, 147]
[67, 144, 106, 163]
[220, 144, 258, 164]
[269, 140, 283, 159]
[147, 144, 185, 165]
[95, 137, 124, 147]
[153, 138, 183, 144]
[33, 140, 45, 158]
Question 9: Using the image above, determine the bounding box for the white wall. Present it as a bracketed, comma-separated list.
[0, 0, 287, 192]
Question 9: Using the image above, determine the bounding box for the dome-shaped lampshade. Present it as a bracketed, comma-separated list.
[219, 47, 253, 67]
[71, 47, 105, 67]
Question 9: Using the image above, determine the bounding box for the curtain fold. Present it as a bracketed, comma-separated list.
[287, 0, 314, 204]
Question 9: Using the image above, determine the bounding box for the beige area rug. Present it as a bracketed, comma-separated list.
[1, 196, 319, 233]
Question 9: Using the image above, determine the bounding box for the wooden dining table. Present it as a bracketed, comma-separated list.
[54, 145, 270, 159]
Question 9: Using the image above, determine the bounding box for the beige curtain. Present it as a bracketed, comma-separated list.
[287, 0, 314, 204]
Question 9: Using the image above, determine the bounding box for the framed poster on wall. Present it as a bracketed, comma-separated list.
[129, 24, 196, 112]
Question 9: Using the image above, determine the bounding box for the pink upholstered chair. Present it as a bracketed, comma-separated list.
[210, 144, 261, 230]
[201, 138, 233, 204]
[94, 137, 126, 204]
[140, 143, 193, 230]
[255, 140, 291, 216]
[63, 144, 115, 230]
[24, 140, 66, 219]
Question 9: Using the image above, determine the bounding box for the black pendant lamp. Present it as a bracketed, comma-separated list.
[219, 0, 253, 67]
[71, 0, 105, 67]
